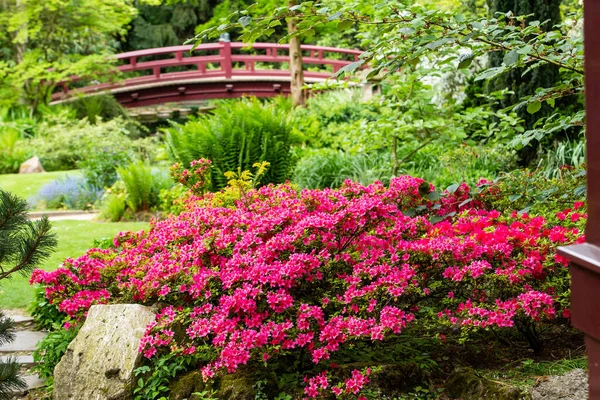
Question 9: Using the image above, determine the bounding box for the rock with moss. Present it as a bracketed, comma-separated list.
[53, 304, 155, 400]
[169, 370, 256, 400]
[445, 367, 530, 400]
[331, 362, 432, 396]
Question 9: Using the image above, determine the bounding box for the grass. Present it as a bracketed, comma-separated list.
[0, 170, 80, 200]
[485, 356, 588, 389]
[0, 219, 148, 310]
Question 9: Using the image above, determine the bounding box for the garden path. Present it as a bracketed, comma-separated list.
[1, 311, 46, 398]
[28, 210, 98, 221]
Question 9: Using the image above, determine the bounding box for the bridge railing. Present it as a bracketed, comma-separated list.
[55, 42, 363, 97]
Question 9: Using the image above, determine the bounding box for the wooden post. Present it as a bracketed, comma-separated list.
[558, 1, 600, 398]
[220, 39, 232, 79]
[287, 0, 306, 107]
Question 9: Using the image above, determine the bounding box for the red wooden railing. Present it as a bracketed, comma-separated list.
[53, 42, 363, 101]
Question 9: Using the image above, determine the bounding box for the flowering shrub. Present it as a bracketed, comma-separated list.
[31, 174, 585, 398]
[169, 158, 212, 196]
[29, 175, 103, 210]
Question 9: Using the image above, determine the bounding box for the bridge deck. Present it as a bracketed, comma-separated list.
[51, 42, 363, 107]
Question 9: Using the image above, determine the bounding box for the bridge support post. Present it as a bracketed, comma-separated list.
[220, 40, 233, 79]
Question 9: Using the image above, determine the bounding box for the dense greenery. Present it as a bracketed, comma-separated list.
[0, 0, 591, 398]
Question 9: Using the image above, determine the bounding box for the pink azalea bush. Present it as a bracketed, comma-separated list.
[31, 173, 585, 398]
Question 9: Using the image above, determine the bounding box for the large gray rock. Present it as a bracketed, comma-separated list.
[53, 304, 155, 400]
[19, 156, 45, 174]
[531, 368, 588, 400]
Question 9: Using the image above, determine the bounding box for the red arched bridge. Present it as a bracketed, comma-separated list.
[51, 42, 363, 107]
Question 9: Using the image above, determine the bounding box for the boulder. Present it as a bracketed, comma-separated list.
[19, 156, 45, 174]
[168, 370, 256, 400]
[53, 304, 155, 400]
[531, 368, 588, 400]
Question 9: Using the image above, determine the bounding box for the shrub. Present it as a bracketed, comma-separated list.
[164, 97, 296, 190]
[293, 148, 391, 189]
[0, 125, 30, 174]
[536, 139, 586, 179]
[28, 118, 134, 172]
[29, 175, 102, 210]
[68, 94, 128, 125]
[117, 161, 172, 214]
[32, 173, 585, 398]
[78, 150, 131, 190]
[291, 89, 378, 149]
[32, 324, 80, 392]
[100, 192, 127, 222]
[405, 143, 518, 189]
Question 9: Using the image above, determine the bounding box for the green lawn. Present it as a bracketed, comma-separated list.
[0, 219, 149, 310]
[0, 170, 80, 200]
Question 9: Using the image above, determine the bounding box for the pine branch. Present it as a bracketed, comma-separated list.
[0, 190, 28, 232]
[0, 312, 15, 346]
[0, 213, 57, 282]
[0, 356, 27, 400]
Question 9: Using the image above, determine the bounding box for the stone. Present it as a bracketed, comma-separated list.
[53, 304, 155, 400]
[0, 331, 47, 352]
[215, 372, 255, 400]
[19, 156, 45, 174]
[0, 355, 36, 366]
[531, 368, 588, 400]
[168, 370, 256, 400]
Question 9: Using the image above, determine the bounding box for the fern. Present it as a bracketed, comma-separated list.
[117, 161, 172, 213]
[164, 98, 295, 191]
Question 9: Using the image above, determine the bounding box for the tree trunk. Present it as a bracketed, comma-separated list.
[287, 0, 305, 107]
[15, 0, 26, 64]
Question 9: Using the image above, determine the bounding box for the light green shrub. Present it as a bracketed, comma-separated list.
[0, 126, 30, 173]
[117, 161, 172, 213]
[293, 148, 391, 189]
[28, 118, 134, 171]
[100, 193, 127, 222]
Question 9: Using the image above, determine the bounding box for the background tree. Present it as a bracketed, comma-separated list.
[288, 0, 306, 107]
[486, 0, 563, 129]
[120, 0, 218, 52]
[0, 189, 56, 399]
[0, 0, 150, 112]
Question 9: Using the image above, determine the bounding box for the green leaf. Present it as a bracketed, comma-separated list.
[574, 185, 587, 197]
[425, 38, 451, 50]
[446, 183, 460, 193]
[454, 14, 465, 23]
[238, 16, 252, 27]
[503, 50, 519, 66]
[458, 198, 473, 208]
[458, 54, 473, 69]
[546, 98, 555, 108]
[517, 45, 533, 55]
[427, 191, 442, 201]
[527, 101, 542, 114]
[403, 209, 416, 217]
[328, 11, 343, 21]
[475, 67, 506, 81]
[337, 20, 353, 31]
[509, 194, 522, 202]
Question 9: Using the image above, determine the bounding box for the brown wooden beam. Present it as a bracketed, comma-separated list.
[558, 1, 600, 398]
